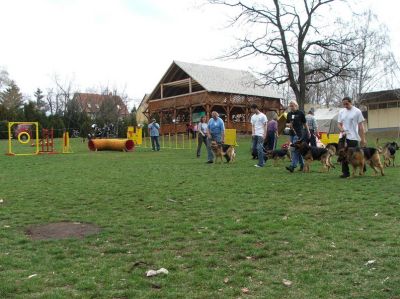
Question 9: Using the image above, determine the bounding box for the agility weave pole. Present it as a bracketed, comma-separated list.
[140, 133, 196, 150]
[139, 129, 238, 151]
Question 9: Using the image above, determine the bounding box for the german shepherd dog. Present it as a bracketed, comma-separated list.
[337, 147, 365, 177]
[292, 140, 334, 172]
[325, 143, 339, 155]
[338, 146, 385, 176]
[211, 141, 236, 163]
[264, 149, 291, 166]
[377, 139, 399, 167]
[325, 142, 339, 166]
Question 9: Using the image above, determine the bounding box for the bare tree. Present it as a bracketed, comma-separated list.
[209, 0, 360, 110]
[53, 74, 76, 114]
[305, 10, 399, 106]
[352, 10, 399, 102]
[0, 67, 11, 90]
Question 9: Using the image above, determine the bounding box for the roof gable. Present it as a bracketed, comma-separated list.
[148, 61, 282, 100]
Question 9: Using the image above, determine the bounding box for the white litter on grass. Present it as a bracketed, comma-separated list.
[365, 260, 376, 266]
[382, 277, 390, 284]
[374, 213, 379, 217]
[146, 268, 169, 277]
[0, 199, 4, 204]
[28, 274, 37, 279]
[282, 279, 293, 287]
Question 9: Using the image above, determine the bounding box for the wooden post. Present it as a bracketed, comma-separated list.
[206, 104, 210, 119]
[227, 106, 232, 129]
[189, 77, 192, 93]
[160, 84, 163, 99]
[173, 108, 177, 135]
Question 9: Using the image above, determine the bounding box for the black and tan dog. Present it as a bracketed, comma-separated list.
[292, 140, 334, 172]
[337, 147, 365, 177]
[325, 142, 339, 155]
[338, 146, 385, 176]
[211, 141, 236, 163]
[264, 149, 291, 166]
[377, 139, 399, 167]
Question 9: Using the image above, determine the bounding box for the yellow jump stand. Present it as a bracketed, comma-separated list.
[7, 122, 39, 156]
[225, 129, 238, 146]
[127, 126, 142, 146]
[62, 132, 73, 153]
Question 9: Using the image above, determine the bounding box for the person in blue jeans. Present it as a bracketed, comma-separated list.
[285, 100, 311, 172]
[148, 118, 160, 151]
[250, 103, 268, 167]
[206, 111, 225, 163]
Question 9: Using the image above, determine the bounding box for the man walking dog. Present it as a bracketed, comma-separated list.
[337, 97, 366, 178]
[206, 111, 225, 163]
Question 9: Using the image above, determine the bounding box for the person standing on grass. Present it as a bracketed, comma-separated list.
[266, 114, 279, 150]
[250, 103, 268, 168]
[338, 96, 366, 178]
[196, 116, 208, 158]
[306, 109, 319, 147]
[206, 111, 225, 163]
[285, 100, 311, 172]
[193, 123, 198, 139]
[148, 118, 160, 151]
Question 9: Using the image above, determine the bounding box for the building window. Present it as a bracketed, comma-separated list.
[378, 103, 387, 109]
[387, 101, 398, 108]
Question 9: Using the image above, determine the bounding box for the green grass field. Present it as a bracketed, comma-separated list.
[0, 135, 399, 299]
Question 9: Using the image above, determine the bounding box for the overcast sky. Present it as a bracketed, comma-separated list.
[0, 0, 399, 107]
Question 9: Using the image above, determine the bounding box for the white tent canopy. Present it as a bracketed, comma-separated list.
[313, 108, 341, 134]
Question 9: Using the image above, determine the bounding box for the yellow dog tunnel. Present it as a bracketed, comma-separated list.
[88, 139, 135, 152]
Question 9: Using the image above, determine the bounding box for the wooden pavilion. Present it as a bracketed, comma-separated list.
[144, 61, 283, 134]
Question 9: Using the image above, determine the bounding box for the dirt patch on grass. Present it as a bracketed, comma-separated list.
[26, 222, 101, 240]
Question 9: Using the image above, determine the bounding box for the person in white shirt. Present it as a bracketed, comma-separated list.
[250, 103, 268, 167]
[337, 96, 366, 178]
[196, 116, 208, 158]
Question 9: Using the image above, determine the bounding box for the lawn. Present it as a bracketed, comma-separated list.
[0, 135, 399, 299]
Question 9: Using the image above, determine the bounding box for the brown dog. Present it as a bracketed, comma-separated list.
[338, 147, 365, 177]
[381, 141, 398, 167]
[292, 141, 333, 172]
[210, 141, 235, 163]
[338, 146, 384, 177]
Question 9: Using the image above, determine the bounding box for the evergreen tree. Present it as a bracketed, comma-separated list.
[33, 88, 47, 112]
[0, 80, 24, 120]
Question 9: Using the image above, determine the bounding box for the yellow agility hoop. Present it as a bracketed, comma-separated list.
[18, 131, 31, 144]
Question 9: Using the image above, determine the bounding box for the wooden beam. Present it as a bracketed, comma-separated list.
[163, 78, 190, 87]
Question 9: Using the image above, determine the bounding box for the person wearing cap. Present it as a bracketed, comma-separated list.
[148, 118, 160, 151]
[306, 109, 319, 147]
